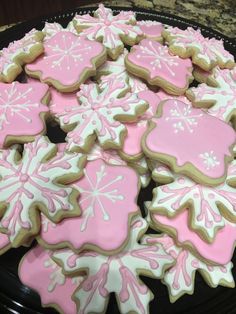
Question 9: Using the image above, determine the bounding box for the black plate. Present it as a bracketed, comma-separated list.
[0, 6, 235, 314]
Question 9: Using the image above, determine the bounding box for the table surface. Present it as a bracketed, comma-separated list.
[0, 0, 235, 38]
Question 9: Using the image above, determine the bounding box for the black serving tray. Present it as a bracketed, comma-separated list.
[0, 5, 235, 314]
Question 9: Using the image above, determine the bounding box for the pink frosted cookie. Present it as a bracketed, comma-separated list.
[145, 201, 236, 265]
[52, 215, 174, 314]
[19, 246, 84, 314]
[143, 234, 235, 303]
[163, 26, 235, 71]
[149, 161, 236, 242]
[187, 67, 236, 124]
[26, 31, 106, 92]
[137, 20, 163, 42]
[38, 158, 140, 253]
[73, 4, 142, 60]
[125, 39, 193, 95]
[0, 136, 85, 248]
[192, 66, 218, 86]
[0, 29, 44, 83]
[98, 48, 148, 93]
[0, 81, 50, 148]
[142, 98, 236, 186]
[42, 21, 77, 39]
[50, 78, 147, 153]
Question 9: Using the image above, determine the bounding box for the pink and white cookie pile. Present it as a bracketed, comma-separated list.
[0, 3, 235, 314]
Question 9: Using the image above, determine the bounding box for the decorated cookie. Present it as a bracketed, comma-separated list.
[143, 234, 235, 303]
[187, 67, 236, 124]
[0, 136, 85, 247]
[73, 4, 142, 60]
[163, 26, 235, 71]
[192, 66, 218, 86]
[149, 161, 236, 242]
[38, 158, 140, 253]
[125, 39, 193, 95]
[51, 77, 147, 153]
[98, 48, 148, 93]
[137, 20, 164, 42]
[52, 215, 174, 314]
[142, 98, 236, 186]
[19, 246, 84, 314]
[0, 29, 44, 83]
[145, 201, 236, 265]
[26, 31, 106, 92]
[0, 81, 49, 148]
[42, 21, 77, 39]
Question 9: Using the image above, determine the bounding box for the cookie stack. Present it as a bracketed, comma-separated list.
[0, 4, 235, 314]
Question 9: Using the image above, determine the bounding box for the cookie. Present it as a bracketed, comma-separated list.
[187, 67, 236, 124]
[50, 77, 147, 153]
[193, 66, 218, 86]
[143, 234, 235, 303]
[145, 201, 236, 265]
[142, 98, 236, 186]
[38, 158, 140, 254]
[149, 160, 236, 242]
[19, 245, 84, 314]
[125, 39, 193, 95]
[73, 4, 143, 60]
[0, 29, 44, 83]
[52, 215, 174, 314]
[162, 26, 235, 71]
[26, 31, 106, 92]
[0, 81, 50, 148]
[0, 136, 86, 248]
[42, 21, 77, 39]
[137, 20, 164, 42]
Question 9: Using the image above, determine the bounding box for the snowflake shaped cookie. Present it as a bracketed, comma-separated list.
[73, 4, 142, 59]
[52, 215, 174, 314]
[51, 78, 147, 152]
[42, 21, 77, 39]
[0, 29, 44, 83]
[187, 68, 236, 124]
[142, 98, 236, 186]
[26, 31, 106, 92]
[137, 20, 163, 42]
[163, 26, 235, 71]
[98, 48, 148, 94]
[149, 161, 236, 242]
[125, 39, 193, 95]
[0, 136, 85, 247]
[19, 246, 84, 314]
[39, 159, 140, 253]
[143, 234, 235, 303]
[0, 81, 49, 148]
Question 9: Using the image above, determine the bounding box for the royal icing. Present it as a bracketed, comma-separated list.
[51, 78, 147, 152]
[0, 81, 49, 148]
[126, 39, 193, 93]
[143, 99, 236, 185]
[0, 29, 44, 82]
[163, 26, 235, 70]
[26, 31, 105, 92]
[0, 136, 85, 246]
[43, 21, 77, 39]
[143, 234, 235, 302]
[39, 159, 140, 252]
[187, 68, 236, 123]
[73, 4, 142, 59]
[52, 216, 174, 314]
[150, 161, 236, 241]
[19, 246, 84, 314]
[137, 20, 163, 41]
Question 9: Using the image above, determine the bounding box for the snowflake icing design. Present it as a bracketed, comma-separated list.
[143, 235, 234, 302]
[73, 4, 142, 57]
[150, 161, 236, 241]
[51, 78, 147, 152]
[199, 151, 220, 170]
[165, 100, 203, 133]
[0, 82, 49, 147]
[188, 68, 236, 123]
[52, 216, 174, 314]
[42, 22, 77, 39]
[0, 136, 84, 246]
